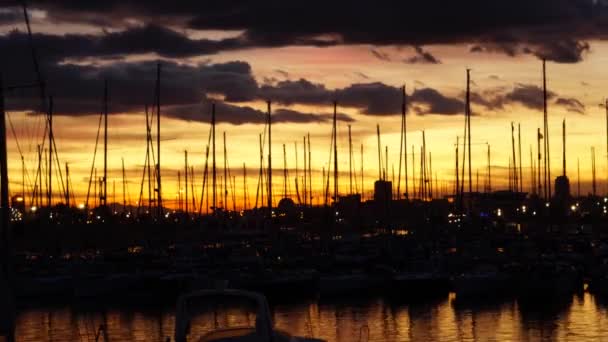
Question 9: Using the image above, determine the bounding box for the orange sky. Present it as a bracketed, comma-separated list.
[3, 22, 608, 210]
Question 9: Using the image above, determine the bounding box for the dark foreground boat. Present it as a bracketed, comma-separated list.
[174, 289, 325, 342]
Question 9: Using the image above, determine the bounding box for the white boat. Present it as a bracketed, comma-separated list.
[174, 289, 325, 342]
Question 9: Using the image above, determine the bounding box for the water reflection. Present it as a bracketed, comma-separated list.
[15, 293, 608, 341]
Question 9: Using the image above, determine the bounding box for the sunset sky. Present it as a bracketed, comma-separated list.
[1, 1, 608, 210]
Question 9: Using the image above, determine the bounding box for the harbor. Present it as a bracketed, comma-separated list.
[3, 1, 608, 341]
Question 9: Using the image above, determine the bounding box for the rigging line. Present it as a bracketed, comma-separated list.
[198, 122, 213, 214]
[7, 111, 35, 196]
[324, 121, 335, 206]
[137, 108, 152, 214]
[136, 144, 149, 214]
[85, 111, 104, 208]
[254, 120, 269, 208]
[52, 137, 67, 202]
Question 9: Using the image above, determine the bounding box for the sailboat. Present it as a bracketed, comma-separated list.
[174, 289, 325, 342]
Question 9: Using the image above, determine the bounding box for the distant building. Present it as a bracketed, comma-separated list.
[554, 175, 571, 201]
[374, 180, 392, 204]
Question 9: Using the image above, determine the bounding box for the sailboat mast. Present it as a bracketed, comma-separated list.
[377, 125, 382, 180]
[243, 163, 247, 211]
[537, 128, 542, 196]
[212, 103, 216, 213]
[65, 163, 69, 207]
[308, 133, 311, 206]
[283, 144, 287, 199]
[543, 59, 551, 200]
[398, 85, 404, 200]
[303, 136, 307, 206]
[122, 158, 126, 212]
[562, 119, 566, 176]
[455, 137, 459, 198]
[360, 144, 364, 200]
[333, 101, 338, 203]
[592, 147, 597, 197]
[466, 69, 472, 204]
[487, 144, 491, 193]
[348, 125, 353, 195]
[223, 132, 227, 210]
[155, 63, 162, 217]
[404, 85, 409, 200]
[48, 96, 53, 207]
[267, 101, 272, 212]
[185, 150, 188, 214]
[518, 123, 523, 192]
[103, 80, 108, 207]
[511, 122, 517, 192]
[37, 145, 42, 206]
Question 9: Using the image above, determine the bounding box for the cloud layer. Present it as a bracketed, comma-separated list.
[4, 0, 605, 63]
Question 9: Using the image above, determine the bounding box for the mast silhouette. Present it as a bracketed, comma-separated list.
[333, 101, 338, 204]
[267, 100, 272, 214]
[223, 132, 227, 210]
[348, 125, 353, 195]
[243, 163, 247, 211]
[303, 136, 307, 206]
[308, 133, 312, 206]
[518, 124, 522, 192]
[455, 137, 459, 198]
[65, 163, 69, 207]
[511, 122, 517, 192]
[377, 125, 382, 180]
[102, 80, 108, 207]
[592, 147, 597, 197]
[283, 144, 287, 199]
[537, 128, 542, 196]
[212, 103, 216, 213]
[185, 150, 188, 214]
[122, 158, 126, 212]
[155, 63, 162, 218]
[48, 96, 53, 208]
[562, 119, 566, 176]
[487, 144, 491, 193]
[542, 60, 551, 200]
[466, 69, 472, 209]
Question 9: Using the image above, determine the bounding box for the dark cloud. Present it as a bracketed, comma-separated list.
[163, 102, 354, 125]
[503, 84, 555, 110]
[404, 46, 441, 64]
[337, 83, 401, 115]
[260, 80, 466, 116]
[410, 88, 464, 115]
[259, 79, 331, 105]
[354, 72, 370, 79]
[0, 7, 21, 25]
[555, 97, 585, 114]
[14, 0, 605, 63]
[0, 25, 245, 62]
[274, 69, 289, 78]
[469, 38, 590, 64]
[532, 40, 590, 63]
[470, 84, 584, 113]
[370, 49, 391, 62]
[2, 58, 256, 116]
